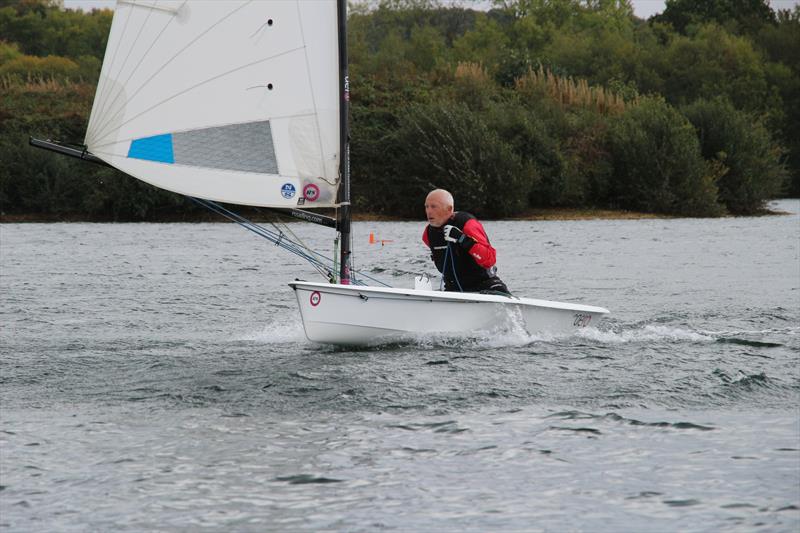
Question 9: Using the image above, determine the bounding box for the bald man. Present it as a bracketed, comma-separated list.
[422, 189, 510, 295]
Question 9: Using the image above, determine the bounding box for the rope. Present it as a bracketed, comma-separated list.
[189, 197, 391, 287]
[442, 243, 464, 292]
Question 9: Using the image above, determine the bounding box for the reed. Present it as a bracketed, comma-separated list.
[1, 74, 69, 92]
[454, 61, 489, 83]
[515, 66, 634, 114]
[0, 76, 96, 98]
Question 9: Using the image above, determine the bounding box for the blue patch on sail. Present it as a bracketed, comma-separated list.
[128, 134, 174, 163]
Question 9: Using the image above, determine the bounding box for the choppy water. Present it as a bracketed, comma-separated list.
[1, 200, 798, 532]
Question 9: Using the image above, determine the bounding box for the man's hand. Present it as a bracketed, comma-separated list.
[443, 224, 462, 243]
[443, 225, 475, 249]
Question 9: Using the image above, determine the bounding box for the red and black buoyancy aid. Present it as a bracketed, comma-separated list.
[426, 212, 496, 292]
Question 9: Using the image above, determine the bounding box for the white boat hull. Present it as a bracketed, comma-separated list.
[289, 282, 609, 345]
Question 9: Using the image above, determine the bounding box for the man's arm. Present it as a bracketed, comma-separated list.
[461, 219, 496, 268]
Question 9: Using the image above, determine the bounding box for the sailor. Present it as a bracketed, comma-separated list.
[422, 189, 510, 295]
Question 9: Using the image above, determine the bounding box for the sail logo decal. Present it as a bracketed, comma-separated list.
[128, 134, 175, 163]
[281, 183, 296, 199]
[310, 291, 321, 307]
[303, 184, 320, 202]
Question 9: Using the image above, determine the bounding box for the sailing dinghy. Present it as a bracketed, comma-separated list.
[31, 0, 608, 345]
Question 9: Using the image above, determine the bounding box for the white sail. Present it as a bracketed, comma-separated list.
[85, 0, 341, 208]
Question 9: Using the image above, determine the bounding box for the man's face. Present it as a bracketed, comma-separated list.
[425, 193, 453, 228]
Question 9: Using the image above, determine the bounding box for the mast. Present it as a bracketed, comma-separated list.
[336, 0, 352, 284]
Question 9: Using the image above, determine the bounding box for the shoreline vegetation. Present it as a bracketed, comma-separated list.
[1, 1, 798, 222]
[1, 204, 792, 224]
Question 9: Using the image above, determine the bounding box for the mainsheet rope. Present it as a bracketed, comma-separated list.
[189, 197, 391, 288]
[441, 243, 464, 292]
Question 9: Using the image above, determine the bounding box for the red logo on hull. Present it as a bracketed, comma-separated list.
[303, 184, 320, 202]
[310, 291, 321, 307]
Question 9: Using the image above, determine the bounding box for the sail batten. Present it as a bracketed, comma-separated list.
[118, 0, 184, 15]
[85, 0, 341, 208]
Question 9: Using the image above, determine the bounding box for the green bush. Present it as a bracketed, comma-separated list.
[390, 100, 534, 218]
[450, 62, 498, 112]
[0, 3, 112, 60]
[349, 75, 425, 216]
[0, 54, 79, 83]
[683, 97, 787, 214]
[483, 100, 562, 206]
[607, 97, 723, 216]
[509, 72, 618, 208]
[1, 0, 795, 220]
[0, 83, 193, 220]
[560, 113, 614, 207]
[0, 40, 22, 63]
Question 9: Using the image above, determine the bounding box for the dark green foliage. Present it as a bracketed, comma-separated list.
[1, 0, 796, 221]
[757, 7, 800, 72]
[509, 76, 614, 207]
[559, 115, 614, 207]
[655, 0, 776, 35]
[0, 84, 196, 220]
[389, 101, 534, 218]
[607, 97, 723, 216]
[0, 2, 112, 60]
[755, 7, 800, 195]
[655, 24, 775, 113]
[683, 97, 787, 214]
[484, 100, 562, 206]
[349, 75, 432, 216]
[351, 1, 477, 50]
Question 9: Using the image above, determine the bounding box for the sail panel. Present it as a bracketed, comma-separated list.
[128, 133, 174, 163]
[174, 121, 278, 175]
[86, 0, 340, 208]
[92, 150, 305, 207]
[126, 121, 279, 174]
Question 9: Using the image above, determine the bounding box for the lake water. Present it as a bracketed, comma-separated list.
[1, 200, 798, 532]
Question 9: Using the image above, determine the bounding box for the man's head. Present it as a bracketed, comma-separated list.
[425, 189, 454, 228]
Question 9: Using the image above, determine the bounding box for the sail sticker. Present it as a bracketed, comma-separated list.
[281, 183, 296, 199]
[303, 184, 320, 202]
[128, 134, 175, 163]
[310, 291, 321, 307]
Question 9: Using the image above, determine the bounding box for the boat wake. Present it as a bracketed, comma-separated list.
[234, 310, 795, 351]
[576, 325, 715, 344]
[574, 324, 794, 349]
[236, 316, 307, 344]
[357, 304, 568, 349]
[237, 321, 716, 350]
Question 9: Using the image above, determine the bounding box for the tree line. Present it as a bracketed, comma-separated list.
[0, 0, 796, 221]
